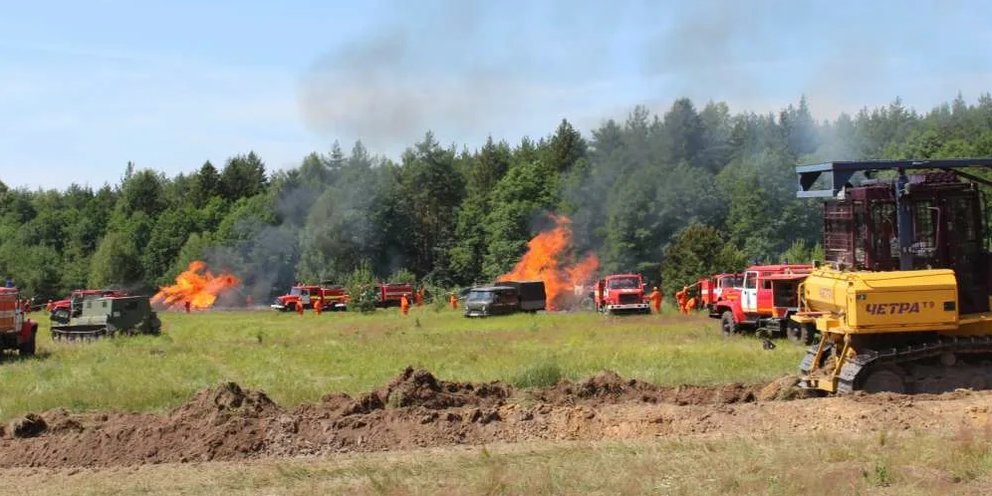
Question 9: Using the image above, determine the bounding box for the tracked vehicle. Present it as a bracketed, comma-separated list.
[792, 159, 992, 394]
[52, 295, 161, 340]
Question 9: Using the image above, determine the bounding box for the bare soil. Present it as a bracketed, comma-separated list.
[2, 366, 990, 468]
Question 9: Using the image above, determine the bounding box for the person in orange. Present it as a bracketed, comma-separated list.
[45, 299, 53, 313]
[184, 300, 192, 314]
[449, 292, 459, 310]
[415, 287, 424, 306]
[675, 286, 688, 315]
[296, 301, 304, 316]
[685, 296, 698, 313]
[400, 293, 411, 316]
[648, 287, 663, 314]
[314, 295, 323, 315]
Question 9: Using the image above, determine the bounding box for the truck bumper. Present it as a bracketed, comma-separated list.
[464, 310, 488, 318]
[270, 304, 286, 310]
[605, 303, 650, 313]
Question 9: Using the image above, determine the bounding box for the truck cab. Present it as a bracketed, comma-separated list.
[595, 274, 650, 315]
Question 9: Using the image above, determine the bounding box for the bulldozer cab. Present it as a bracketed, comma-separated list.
[798, 159, 992, 314]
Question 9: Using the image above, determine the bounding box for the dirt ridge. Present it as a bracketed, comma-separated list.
[1, 368, 986, 468]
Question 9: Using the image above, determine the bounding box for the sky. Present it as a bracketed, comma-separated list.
[1, 0, 991, 190]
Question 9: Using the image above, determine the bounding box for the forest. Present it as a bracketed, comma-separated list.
[3, 93, 992, 301]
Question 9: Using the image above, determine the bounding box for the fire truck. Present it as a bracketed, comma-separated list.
[594, 274, 651, 315]
[375, 282, 415, 307]
[0, 287, 37, 356]
[698, 273, 741, 316]
[271, 284, 348, 312]
[710, 264, 812, 339]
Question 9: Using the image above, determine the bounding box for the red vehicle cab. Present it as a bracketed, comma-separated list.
[271, 284, 348, 312]
[594, 274, 651, 315]
[710, 264, 811, 338]
[50, 289, 128, 323]
[699, 273, 741, 316]
[0, 287, 37, 356]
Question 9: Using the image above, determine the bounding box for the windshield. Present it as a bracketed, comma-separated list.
[607, 277, 639, 289]
[290, 287, 302, 296]
[466, 291, 494, 303]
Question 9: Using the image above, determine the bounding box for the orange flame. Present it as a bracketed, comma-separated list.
[498, 215, 599, 310]
[153, 261, 241, 310]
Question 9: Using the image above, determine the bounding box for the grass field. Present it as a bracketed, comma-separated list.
[6, 429, 992, 495]
[0, 306, 804, 422]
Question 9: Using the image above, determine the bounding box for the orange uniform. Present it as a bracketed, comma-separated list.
[675, 287, 688, 315]
[296, 301, 304, 316]
[415, 288, 424, 306]
[449, 293, 458, 310]
[685, 297, 697, 312]
[401, 294, 411, 315]
[45, 300, 53, 313]
[649, 288, 663, 313]
[314, 296, 323, 315]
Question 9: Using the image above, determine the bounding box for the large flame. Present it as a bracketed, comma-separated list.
[499, 215, 599, 310]
[153, 261, 240, 310]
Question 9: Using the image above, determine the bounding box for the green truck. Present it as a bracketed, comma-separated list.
[51, 295, 161, 340]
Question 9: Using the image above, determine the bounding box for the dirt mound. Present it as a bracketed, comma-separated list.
[757, 375, 813, 401]
[532, 371, 758, 406]
[1, 368, 984, 469]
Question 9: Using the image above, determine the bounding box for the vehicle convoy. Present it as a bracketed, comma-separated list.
[791, 159, 992, 394]
[464, 281, 546, 317]
[710, 264, 811, 338]
[593, 274, 650, 315]
[271, 284, 348, 312]
[51, 294, 161, 340]
[0, 287, 37, 356]
[50, 289, 128, 323]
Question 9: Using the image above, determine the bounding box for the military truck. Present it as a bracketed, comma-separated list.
[51, 295, 161, 340]
[464, 281, 546, 317]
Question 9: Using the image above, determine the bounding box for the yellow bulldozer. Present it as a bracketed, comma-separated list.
[791, 159, 992, 394]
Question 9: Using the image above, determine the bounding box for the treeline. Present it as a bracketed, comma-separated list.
[3, 94, 992, 301]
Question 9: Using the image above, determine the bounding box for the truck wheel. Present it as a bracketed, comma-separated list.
[720, 311, 737, 337]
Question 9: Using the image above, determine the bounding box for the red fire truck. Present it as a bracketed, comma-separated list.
[594, 274, 650, 315]
[375, 282, 415, 307]
[0, 287, 37, 356]
[710, 264, 811, 338]
[271, 284, 348, 312]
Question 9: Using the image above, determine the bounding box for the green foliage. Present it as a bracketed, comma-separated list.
[389, 268, 417, 285]
[346, 260, 378, 314]
[661, 223, 736, 294]
[2, 93, 991, 300]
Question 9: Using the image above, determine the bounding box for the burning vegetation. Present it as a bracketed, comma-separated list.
[499, 215, 598, 310]
[153, 261, 241, 310]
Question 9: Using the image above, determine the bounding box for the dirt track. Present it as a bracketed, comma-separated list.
[2, 367, 991, 468]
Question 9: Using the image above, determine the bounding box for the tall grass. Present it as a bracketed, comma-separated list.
[0, 309, 803, 421]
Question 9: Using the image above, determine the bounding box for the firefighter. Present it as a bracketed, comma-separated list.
[400, 293, 411, 316]
[45, 299, 53, 313]
[184, 300, 192, 314]
[314, 295, 323, 315]
[649, 287, 663, 314]
[685, 295, 698, 313]
[415, 287, 424, 306]
[296, 301, 304, 316]
[449, 292, 459, 310]
[675, 286, 688, 315]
